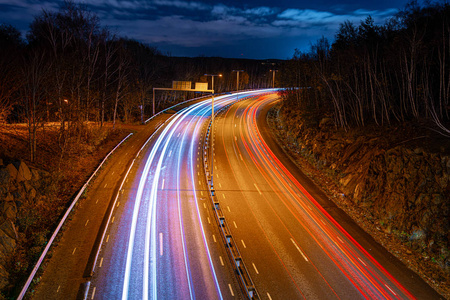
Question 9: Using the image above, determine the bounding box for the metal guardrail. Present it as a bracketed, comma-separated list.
[201, 93, 275, 299]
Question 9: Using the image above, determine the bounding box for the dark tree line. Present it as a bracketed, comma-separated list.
[0, 1, 277, 163]
[279, 1, 450, 134]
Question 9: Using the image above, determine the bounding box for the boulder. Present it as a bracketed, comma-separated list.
[0, 168, 8, 187]
[2, 202, 16, 220]
[5, 164, 17, 182]
[17, 161, 32, 182]
[0, 264, 9, 290]
[28, 188, 37, 201]
[23, 181, 33, 193]
[0, 220, 18, 240]
[30, 168, 40, 181]
[0, 222, 17, 260]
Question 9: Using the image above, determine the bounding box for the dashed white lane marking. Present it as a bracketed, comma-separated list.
[160, 233, 163, 256]
[203, 203, 206, 209]
[104, 183, 108, 188]
[254, 183, 262, 195]
[199, 180, 202, 185]
[235, 136, 237, 141]
[239, 154, 243, 161]
[252, 262, 259, 274]
[291, 238, 308, 261]
[117, 201, 120, 208]
[385, 284, 397, 296]
[96, 199, 99, 204]
[337, 236, 344, 244]
[57, 285, 60, 293]
[213, 235, 217, 243]
[267, 292, 273, 300]
[106, 235, 110, 243]
[112, 171, 115, 175]
[91, 287, 96, 299]
[72, 248, 76, 255]
[161, 179, 165, 190]
[99, 257, 104, 267]
[233, 221, 238, 228]
[207, 217, 211, 224]
[219, 183, 222, 188]
[219, 256, 224, 266]
[111, 216, 115, 224]
[357, 257, 367, 266]
[85, 220, 89, 226]
[222, 194, 226, 199]
[227, 206, 231, 212]
[241, 240, 247, 248]
[228, 284, 235, 296]
[201, 191, 204, 196]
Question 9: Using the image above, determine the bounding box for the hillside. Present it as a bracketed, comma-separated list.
[268, 103, 450, 298]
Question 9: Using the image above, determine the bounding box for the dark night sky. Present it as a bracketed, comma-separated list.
[0, 0, 419, 59]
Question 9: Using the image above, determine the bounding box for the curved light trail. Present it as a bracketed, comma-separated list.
[89, 90, 435, 300]
[214, 93, 418, 299]
[90, 90, 273, 300]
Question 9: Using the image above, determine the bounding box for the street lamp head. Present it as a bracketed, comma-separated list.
[204, 74, 222, 77]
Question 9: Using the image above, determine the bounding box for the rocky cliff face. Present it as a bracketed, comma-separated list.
[0, 159, 49, 290]
[271, 106, 449, 276]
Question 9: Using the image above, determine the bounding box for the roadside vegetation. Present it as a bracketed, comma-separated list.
[0, 1, 277, 298]
[276, 1, 450, 297]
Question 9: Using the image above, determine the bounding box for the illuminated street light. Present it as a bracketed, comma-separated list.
[204, 74, 222, 189]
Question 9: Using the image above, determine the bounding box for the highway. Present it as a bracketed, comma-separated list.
[88, 91, 273, 299]
[32, 90, 441, 300]
[210, 93, 441, 299]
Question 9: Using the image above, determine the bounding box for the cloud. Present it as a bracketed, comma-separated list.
[278, 9, 334, 21]
[0, 0, 403, 58]
[274, 7, 399, 29]
[243, 6, 275, 16]
[153, 0, 209, 10]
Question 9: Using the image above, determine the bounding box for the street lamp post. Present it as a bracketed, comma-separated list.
[232, 70, 244, 92]
[269, 69, 278, 88]
[204, 74, 222, 189]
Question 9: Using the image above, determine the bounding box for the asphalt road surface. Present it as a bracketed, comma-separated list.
[210, 93, 442, 299]
[31, 90, 443, 300]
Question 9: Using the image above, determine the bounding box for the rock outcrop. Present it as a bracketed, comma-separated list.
[272, 106, 449, 274]
[0, 159, 49, 290]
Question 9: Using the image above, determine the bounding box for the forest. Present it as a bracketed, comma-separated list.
[0, 1, 278, 163]
[279, 1, 450, 135]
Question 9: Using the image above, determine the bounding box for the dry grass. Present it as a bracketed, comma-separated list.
[0, 121, 140, 298]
